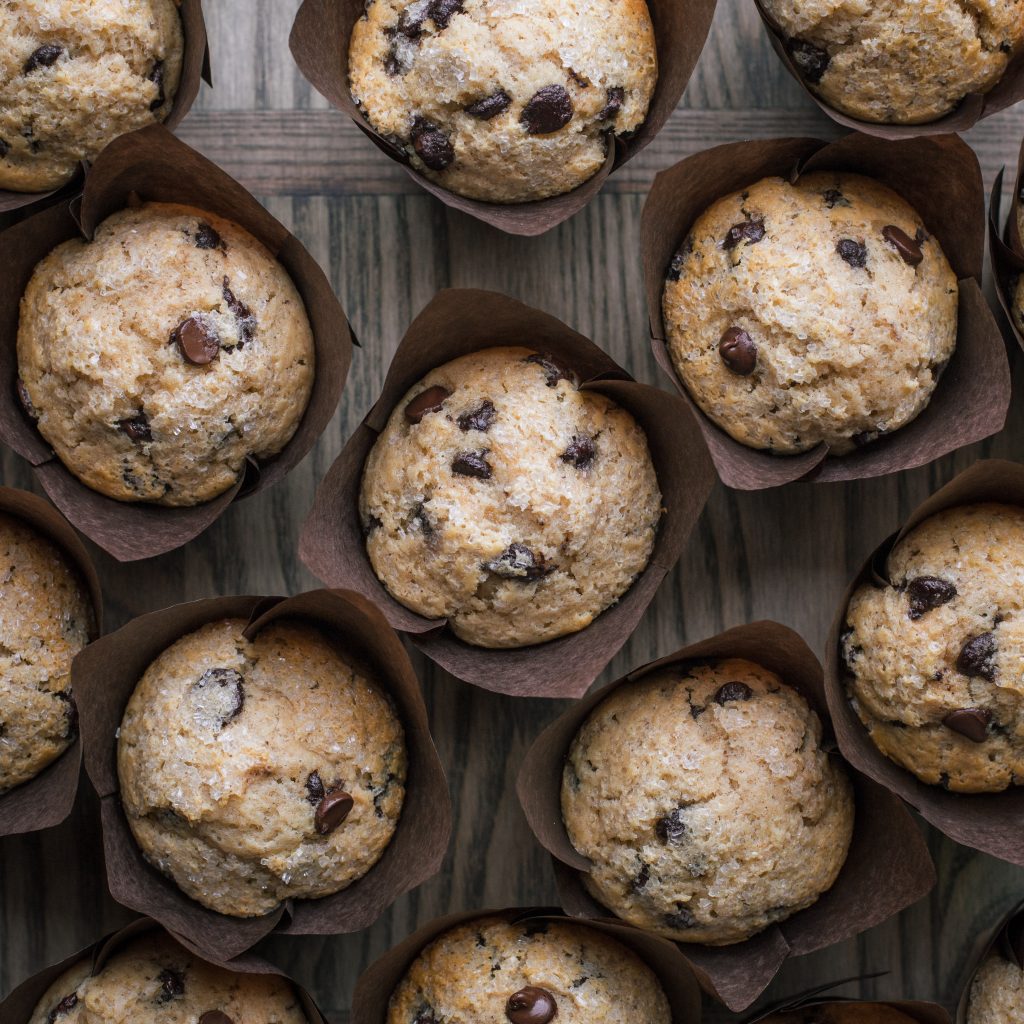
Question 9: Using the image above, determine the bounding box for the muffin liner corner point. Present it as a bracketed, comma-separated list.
[987, 132, 1024, 352]
[71, 588, 451, 962]
[298, 286, 715, 699]
[0, 123, 353, 562]
[641, 132, 1009, 491]
[516, 620, 937, 1013]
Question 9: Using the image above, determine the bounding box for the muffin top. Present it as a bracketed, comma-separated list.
[29, 931, 306, 1024]
[764, 1006, 923, 1024]
[17, 201, 315, 507]
[663, 172, 958, 455]
[761, 0, 1024, 124]
[0, 511, 93, 795]
[844, 503, 1024, 793]
[0, 0, 184, 192]
[348, 0, 657, 203]
[117, 618, 406, 917]
[968, 951, 1024, 1024]
[561, 658, 854, 945]
[386, 916, 672, 1024]
[359, 346, 662, 649]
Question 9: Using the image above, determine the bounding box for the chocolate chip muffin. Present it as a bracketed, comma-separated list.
[29, 931, 306, 1024]
[0, 511, 94, 795]
[844, 503, 1024, 794]
[386, 916, 671, 1024]
[1, 0, 184, 192]
[359, 347, 662, 649]
[761, 0, 1024, 125]
[17, 201, 315, 507]
[561, 659, 855, 945]
[765, 1006, 921, 1024]
[663, 172, 958, 455]
[348, 0, 657, 203]
[967, 952, 1024, 1023]
[117, 617, 407, 917]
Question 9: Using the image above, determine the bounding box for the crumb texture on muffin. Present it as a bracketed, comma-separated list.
[561, 658, 855, 945]
[0, 512, 93, 795]
[17, 201, 315, 507]
[386, 916, 672, 1023]
[0, 0, 184, 192]
[359, 346, 662, 649]
[117, 618, 407, 917]
[967, 952, 1024, 1024]
[844, 503, 1024, 794]
[28, 932, 307, 1024]
[348, 0, 657, 202]
[761, 0, 1024, 124]
[663, 172, 958, 456]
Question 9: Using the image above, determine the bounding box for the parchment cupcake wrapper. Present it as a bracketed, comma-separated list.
[641, 133, 1009, 491]
[0, 124, 354, 561]
[750, 994, 950, 1024]
[987, 133, 1024, 350]
[73, 589, 451, 961]
[954, 898, 1024, 1023]
[516, 621, 937, 1011]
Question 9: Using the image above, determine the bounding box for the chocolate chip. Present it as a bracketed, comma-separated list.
[568, 67, 590, 88]
[957, 632, 997, 680]
[172, 315, 220, 365]
[149, 60, 166, 111]
[715, 681, 752, 704]
[520, 85, 574, 134]
[723, 218, 765, 250]
[906, 576, 957, 619]
[836, 238, 867, 268]
[47, 995, 78, 1023]
[465, 90, 512, 120]
[24, 44, 63, 74]
[199, 1014, 234, 1024]
[452, 450, 492, 479]
[505, 987, 556, 1024]
[157, 969, 185, 1002]
[306, 770, 325, 805]
[484, 543, 548, 581]
[413, 1010, 438, 1024]
[597, 86, 624, 121]
[0, 138, 9, 158]
[192, 668, 245, 728]
[429, 0, 463, 28]
[315, 788, 354, 834]
[632, 862, 650, 891]
[525, 352, 574, 387]
[788, 38, 830, 83]
[405, 385, 451, 423]
[655, 807, 687, 843]
[119, 413, 152, 443]
[58, 692, 78, 740]
[194, 222, 224, 251]
[560, 435, 595, 469]
[667, 237, 693, 281]
[665, 904, 697, 930]
[882, 225, 923, 267]
[16, 378, 38, 420]
[457, 399, 496, 432]
[222, 278, 255, 347]
[410, 501, 434, 536]
[396, 6, 425, 37]
[363, 512, 383, 537]
[823, 188, 849, 208]
[943, 708, 992, 743]
[719, 327, 757, 375]
[411, 118, 454, 171]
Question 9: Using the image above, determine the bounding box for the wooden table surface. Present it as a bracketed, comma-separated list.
[2, 1, 1024, 1019]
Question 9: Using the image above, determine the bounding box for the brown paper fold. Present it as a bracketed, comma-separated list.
[753, 1, 1024, 140]
[642, 133, 1009, 491]
[987, 133, 1024, 351]
[0, 486, 102, 838]
[349, 906, 702, 1024]
[825, 459, 1024, 867]
[288, 0, 717, 235]
[517, 621, 937, 1011]
[299, 288, 714, 698]
[954, 899, 1024, 1024]
[0, 918, 330, 1024]
[73, 589, 451, 961]
[0, 124, 353, 561]
[0, 0, 211, 221]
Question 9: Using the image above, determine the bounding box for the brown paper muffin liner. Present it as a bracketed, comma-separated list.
[349, 906, 702, 1024]
[516, 621, 937, 1011]
[753, 1, 1024, 140]
[751, 993, 950, 1024]
[72, 589, 451, 962]
[954, 898, 1024, 1023]
[0, 486, 102, 839]
[288, 0, 717, 236]
[299, 288, 714, 698]
[0, 917, 330, 1024]
[0, 123, 354, 562]
[988, 134, 1024, 351]
[642, 133, 1009, 491]
[825, 459, 1024, 868]
[0, 0, 211, 221]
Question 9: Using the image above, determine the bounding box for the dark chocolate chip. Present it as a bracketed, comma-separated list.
[957, 632, 997, 681]
[665, 904, 697, 930]
[47, 995, 78, 1023]
[560, 434, 595, 469]
[315, 788, 355, 834]
[632, 862, 650, 891]
[405, 385, 451, 423]
[16, 378, 38, 420]
[906, 576, 957, 619]
[0, 138, 9, 158]
[568, 67, 590, 88]
[172, 315, 220, 365]
[198, 1014, 234, 1024]
[836, 238, 867, 268]
[943, 708, 992, 743]
[719, 327, 757, 375]
[505, 987, 556, 1024]
[413, 1011, 438, 1024]
[306, 770, 325, 806]
[363, 513, 383, 537]
[458, 399, 496, 432]
[149, 60, 166, 111]
[520, 85, 574, 135]
[192, 668, 245, 728]
[24, 44, 63, 74]
[58, 692, 78, 740]
[157, 969, 185, 1002]
[882, 225, 923, 267]
[410, 501, 434, 536]
[397, 6, 425, 37]
[484, 543, 548, 581]
[715, 681, 752, 704]
[465, 90, 512, 120]
[429, 0, 463, 28]
[119, 413, 152, 443]
[194, 222, 224, 251]
[525, 352, 574, 387]
[655, 807, 687, 843]
[667, 237, 694, 281]
[411, 118, 454, 170]
[723, 218, 765, 250]
[222, 278, 256, 347]
[822, 188, 849, 208]
[452, 450, 492, 479]
[597, 86, 624, 121]
[788, 38, 830, 83]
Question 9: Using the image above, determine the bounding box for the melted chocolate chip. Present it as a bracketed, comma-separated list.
[484, 543, 548, 581]
[458, 399, 496, 432]
[406, 385, 451, 423]
[906, 576, 957, 619]
[560, 435, 595, 469]
[192, 668, 245, 728]
[149, 60, 167, 111]
[597, 86, 624, 121]
[822, 188, 849, 209]
[525, 352, 573, 387]
[719, 327, 757, 375]
[655, 807, 687, 843]
[723, 218, 765, 250]
[119, 413, 152, 443]
[411, 118, 454, 170]
[505, 987, 556, 1024]
[16, 378, 38, 420]
[222, 278, 255, 347]
[665, 904, 697, 930]
[452, 450, 492, 479]
[520, 85, 574, 135]
[836, 238, 868, 268]
[715, 681, 752, 704]
[957, 632, 997, 680]
[943, 708, 992, 743]
[198, 1014, 234, 1024]
[882, 225, 924, 267]
[172, 315, 220, 365]
[429, 0, 463, 28]
[466, 90, 511, 120]
[194, 222, 225, 251]
[306, 770, 326, 805]
[47, 995, 78, 1023]
[24, 44, 63, 74]
[315, 788, 355, 834]
[789, 38, 830, 83]
[157, 969, 185, 1002]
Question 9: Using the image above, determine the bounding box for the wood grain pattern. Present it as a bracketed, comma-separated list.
[2, 0, 1024, 1020]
